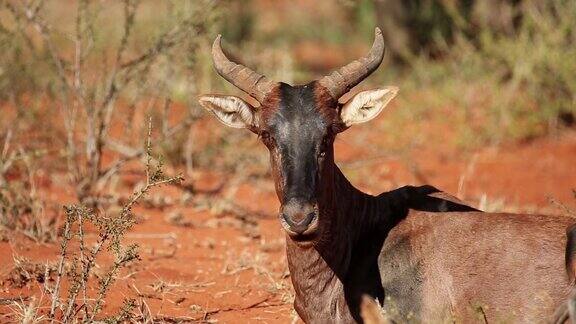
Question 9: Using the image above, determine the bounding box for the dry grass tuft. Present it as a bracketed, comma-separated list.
[0, 132, 57, 243]
[3, 256, 56, 289]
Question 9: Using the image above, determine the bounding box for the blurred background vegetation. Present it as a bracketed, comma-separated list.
[0, 0, 575, 186]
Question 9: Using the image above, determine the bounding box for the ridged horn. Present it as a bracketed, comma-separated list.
[212, 35, 277, 103]
[318, 27, 386, 99]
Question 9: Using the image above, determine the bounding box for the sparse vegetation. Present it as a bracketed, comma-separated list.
[0, 0, 213, 205]
[399, 0, 576, 145]
[0, 131, 56, 242]
[40, 120, 182, 322]
[1, 120, 182, 323]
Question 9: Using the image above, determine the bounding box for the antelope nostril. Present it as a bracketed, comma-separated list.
[301, 212, 316, 227]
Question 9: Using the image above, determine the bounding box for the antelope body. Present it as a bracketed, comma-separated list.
[199, 28, 576, 323]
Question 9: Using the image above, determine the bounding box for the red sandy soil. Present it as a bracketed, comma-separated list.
[1, 107, 575, 322]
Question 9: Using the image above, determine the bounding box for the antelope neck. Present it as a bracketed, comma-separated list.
[285, 158, 388, 322]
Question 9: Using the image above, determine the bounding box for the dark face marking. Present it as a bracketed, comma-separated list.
[258, 82, 337, 239]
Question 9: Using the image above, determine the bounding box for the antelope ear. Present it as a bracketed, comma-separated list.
[339, 87, 399, 127]
[199, 95, 256, 129]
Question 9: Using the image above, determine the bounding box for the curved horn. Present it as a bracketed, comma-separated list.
[212, 35, 277, 103]
[318, 27, 386, 99]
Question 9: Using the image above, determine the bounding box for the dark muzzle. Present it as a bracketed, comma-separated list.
[280, 198, 319, 237]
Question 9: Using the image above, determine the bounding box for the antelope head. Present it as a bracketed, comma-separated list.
[199, 28, 398, 242]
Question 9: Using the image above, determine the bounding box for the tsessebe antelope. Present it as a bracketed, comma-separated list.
[199, 28, 576, 323]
